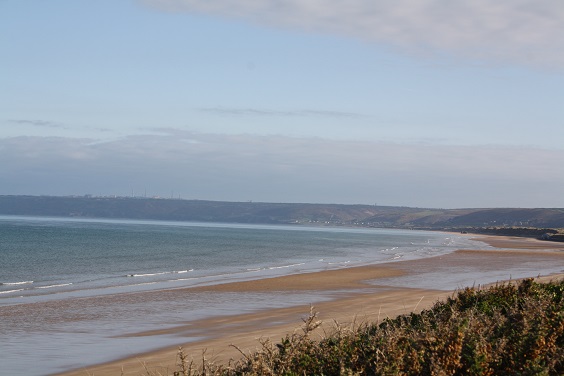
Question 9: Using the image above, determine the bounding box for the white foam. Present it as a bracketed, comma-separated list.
[173, 278, 197, 282]
[1, 281, 33, 286]
[268, 263, 305, 270]
[36, 283, 72, 289]
[132, 272, 167, 277]
[127, 282, 158, 287]
[327, 260, 351, 265]
[0, 289, 24, 294]
[129, 269, 193, 277]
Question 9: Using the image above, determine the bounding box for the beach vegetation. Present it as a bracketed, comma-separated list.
[152, 278, 563, 375]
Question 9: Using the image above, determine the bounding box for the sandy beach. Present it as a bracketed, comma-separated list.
[56, 235, 564, 376]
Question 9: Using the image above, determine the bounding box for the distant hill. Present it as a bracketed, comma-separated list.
[0, 196, 564, 229]
[1, 195, 564, 233]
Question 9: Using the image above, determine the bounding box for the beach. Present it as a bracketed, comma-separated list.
[56, 235, 564, 376]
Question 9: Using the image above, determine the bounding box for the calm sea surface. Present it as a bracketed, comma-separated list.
[0, 216, 480, 302]
[0, 216, 504, 374]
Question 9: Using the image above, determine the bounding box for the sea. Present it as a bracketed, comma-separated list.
[0, 215, 558, 375]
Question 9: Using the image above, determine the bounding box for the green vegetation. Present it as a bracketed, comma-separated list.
[159, 278, 563, 375]
[2, 195, 564, 230]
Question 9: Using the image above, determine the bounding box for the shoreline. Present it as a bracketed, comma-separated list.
[55, 235, 564, 376]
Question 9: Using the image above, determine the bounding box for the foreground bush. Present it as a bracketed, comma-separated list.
[169, 278, 563, 376]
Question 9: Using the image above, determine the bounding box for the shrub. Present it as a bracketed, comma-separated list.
[154, 278, 564, 376]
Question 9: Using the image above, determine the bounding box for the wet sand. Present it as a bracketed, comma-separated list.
[56, 235, 564, 376]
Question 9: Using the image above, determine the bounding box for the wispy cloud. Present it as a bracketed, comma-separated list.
[199, 107, 363, 118]
[8, 119, 68, 129]
[140, 0, 564, 70]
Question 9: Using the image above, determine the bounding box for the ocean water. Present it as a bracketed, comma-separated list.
[0, 216, 480, 302]
[0, 216, 496, 375]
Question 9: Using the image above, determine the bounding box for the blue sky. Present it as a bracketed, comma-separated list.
[1, 0, 563, 208]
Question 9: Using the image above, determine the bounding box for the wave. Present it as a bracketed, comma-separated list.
[327, 260, 352, 265]
[1, 281, 33, 286]
[127, 269, 194, 277]
[128, 272, 167, 277]
[126, 282, 158, 287]
[246, 263, 307, 272]
[268, 263, 305, 270]
[36, 283, 72, 289]
[0, 289, 24, 294]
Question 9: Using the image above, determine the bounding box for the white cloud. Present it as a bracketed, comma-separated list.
[1, 132, 563, 207]
[140, 0, 564, 69]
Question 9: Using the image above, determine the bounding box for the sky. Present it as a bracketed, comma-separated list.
[1, 0, 563, 208]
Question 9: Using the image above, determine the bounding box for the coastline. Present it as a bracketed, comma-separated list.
[55, 235, 564, 376]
